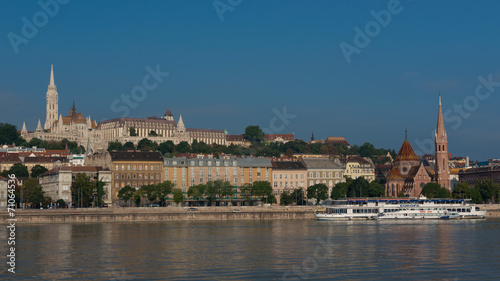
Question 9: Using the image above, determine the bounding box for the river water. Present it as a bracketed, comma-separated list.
[1, 219, 500, 280]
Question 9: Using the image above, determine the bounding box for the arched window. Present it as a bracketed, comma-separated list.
[316, 172, 319, 178]
[322, 172, 326, 178]
[335, 172, 339, 178]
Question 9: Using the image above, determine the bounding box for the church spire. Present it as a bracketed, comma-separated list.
[21, 122, 27, 134]
[49, 64, 56, 88]
[70, 98, 76, 116]
[45, 64, 58, 130]
[36, 119, 43, 132]
[435, 94, 450, 190]
[177, 115, 186, 131]
[311, 130, 315, 142]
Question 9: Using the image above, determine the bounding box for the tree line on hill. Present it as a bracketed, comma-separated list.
[108, 125, 396, 164]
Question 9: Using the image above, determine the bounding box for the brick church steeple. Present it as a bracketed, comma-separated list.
[434, 95, 450, 190]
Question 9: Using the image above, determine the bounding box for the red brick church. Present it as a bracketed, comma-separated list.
[385, 96, 451, 197]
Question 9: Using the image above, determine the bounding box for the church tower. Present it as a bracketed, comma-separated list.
[44, 64, 59, 130]
[435, 95, 450, 190]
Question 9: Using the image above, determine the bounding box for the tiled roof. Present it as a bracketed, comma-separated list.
[302, 158, 343, 169]
[227, 135, 246, 141]
[325, 137, 350, 146]
[187, 128, 225, 133]
[237, 158, 272, 167]
[264, 134, 294, 141]
[271, 161, 306, 170]
[386, 167, 404, 180]
[165, 108, 173, 116]
[42, 166, 109, 176]
[22, 157, 69, 163]
[109, 151, 163, 161]
[395, 139, 420, 162]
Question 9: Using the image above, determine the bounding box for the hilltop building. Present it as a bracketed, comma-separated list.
[20, 65, 106, 152]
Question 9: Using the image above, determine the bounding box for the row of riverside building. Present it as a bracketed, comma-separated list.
[0, 146, 378, 207]
[81, 152, 375, 206]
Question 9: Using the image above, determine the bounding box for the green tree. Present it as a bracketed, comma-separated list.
[129, 127, 137, 136]
[280, 190, 292, 205]
[204, 180, 234, 205]
[188, 184, 206, 205]
[368, 180, 385, 197]
[331, 182, 349, 200]
[95, 179, 106, 207]
[29, 185, 45, 208]
[252, 181, 272, 198]
[358, 142, 376, 158]
[307, 183, 328, 204]
[3, 163, 29, 178]
[123, 142, 135, 150]
[348, 177, 370, 197]
[291, 188, 306, 205]
[158, 140, 175, 155]
[71, 173, 96, 208]
[137, 138, 158, 151]
[156, 181, 174, 206]
[21, 178, 39, 205]
[173, 188, 184, 205]
[175, 141, 191, 153]
[421, 183, 451, 198]
[118, 185, 135, 206]
[397, 190, 406, 197]
[240, 183, 253, 205]
[475, 177, 499, 203]
[452, 183, 471, 199]
[31, 164, 48, 178]
[107, 141, 124, 152]
[140, 184, 159, 204]
[56, 199, 66, 208]
[149, 130, 158, 136]
[0, 123, 25, 145]
[244, 125, 264, 144]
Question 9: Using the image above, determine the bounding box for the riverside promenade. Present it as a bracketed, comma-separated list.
[4, 206, 318, 223]
[4, 204, 500, 223]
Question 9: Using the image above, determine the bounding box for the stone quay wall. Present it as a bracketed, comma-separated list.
[3, 204, 499, 223]
[3, 206, 318, 223]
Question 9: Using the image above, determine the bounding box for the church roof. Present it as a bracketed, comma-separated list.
[164, 108, 173, 116]
[386, 166, 404, 180]
[395, 139, 420, 162]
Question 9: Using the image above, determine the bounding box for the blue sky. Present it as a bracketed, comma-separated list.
[1, 0, 499, 161]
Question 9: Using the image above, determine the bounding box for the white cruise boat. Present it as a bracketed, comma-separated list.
[314, 197, 486, 221]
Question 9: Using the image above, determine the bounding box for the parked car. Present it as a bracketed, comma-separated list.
[187, 207, 198, 211]
[232, 209, 241, 213]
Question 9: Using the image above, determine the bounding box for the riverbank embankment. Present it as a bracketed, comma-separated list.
[4, 204, 500, 223]
[4, 206, 318, 223]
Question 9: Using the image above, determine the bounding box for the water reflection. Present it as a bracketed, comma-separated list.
[0, 219, 499, 280]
